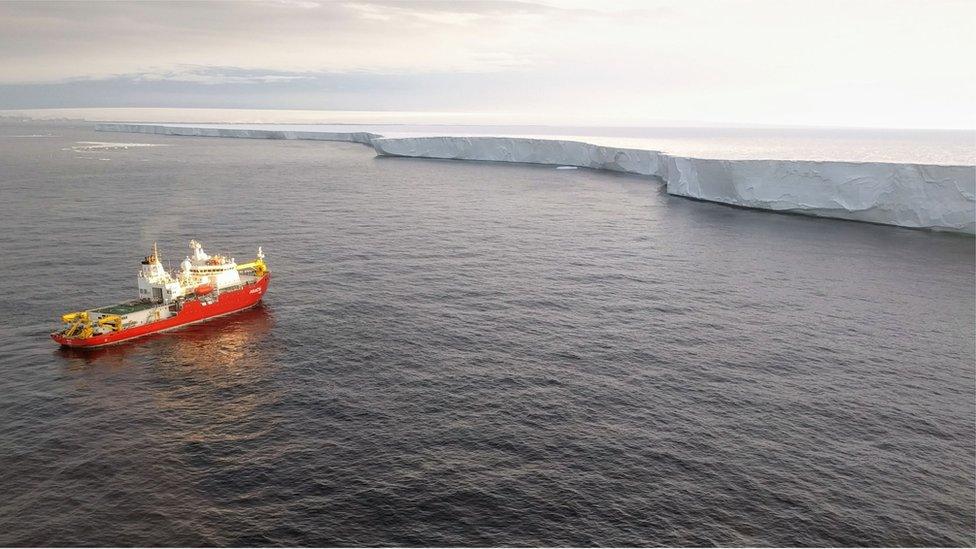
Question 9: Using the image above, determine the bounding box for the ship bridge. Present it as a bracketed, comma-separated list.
[137, 242, 182, 303]
[179, 240, 243, 293]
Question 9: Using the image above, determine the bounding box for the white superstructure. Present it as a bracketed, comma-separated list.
[179, 239, 243, 292]
[137, 242, 184, 303]
[137, 240, 252, 305]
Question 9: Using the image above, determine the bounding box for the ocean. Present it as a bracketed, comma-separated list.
[0, 118, 973, 546]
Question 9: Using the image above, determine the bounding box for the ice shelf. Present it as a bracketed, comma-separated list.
[97, 123, 976, 234]
[94, 122, 380, 145]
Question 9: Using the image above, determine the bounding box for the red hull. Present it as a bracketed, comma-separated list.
[51, 274, 270, 348]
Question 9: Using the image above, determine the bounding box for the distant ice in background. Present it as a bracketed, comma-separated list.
[159, 123, 972, 165]
[93, 120, 976, 232]
[65, 141, 169, 152]
[3, 107, 973, 165]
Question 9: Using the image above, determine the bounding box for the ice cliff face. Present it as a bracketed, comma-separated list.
[370, 136, 666, 178]
[97, 124, 976, 234]
[662, 156, 975, 232]
[95, 123, 380, 145]
[371, 136, 975, 233]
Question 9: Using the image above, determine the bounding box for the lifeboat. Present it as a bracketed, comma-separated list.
[194, 284, 214, 296]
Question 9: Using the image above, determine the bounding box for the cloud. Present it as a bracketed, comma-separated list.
[0, 0, 973, 128]
[0, 0, 594, 83]
[131, 66, 316, 85]
[270, 0, 322, 8]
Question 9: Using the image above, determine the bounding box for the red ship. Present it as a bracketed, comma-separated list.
[52, 240, 270, 348]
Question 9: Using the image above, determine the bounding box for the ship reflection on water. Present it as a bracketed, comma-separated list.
[55, 302, 284, 510]
[57, 303, 275, 371]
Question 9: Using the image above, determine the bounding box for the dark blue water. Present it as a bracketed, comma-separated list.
[1, 121, 973, 546]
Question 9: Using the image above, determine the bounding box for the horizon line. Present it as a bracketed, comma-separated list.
[2, 107, 974, 133]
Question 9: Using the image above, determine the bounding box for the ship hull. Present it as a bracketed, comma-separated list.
[51, 274, 270, 348]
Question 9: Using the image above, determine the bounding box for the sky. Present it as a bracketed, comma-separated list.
[1, 0, 974, 128]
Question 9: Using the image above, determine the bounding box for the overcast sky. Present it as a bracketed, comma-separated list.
[1, 0, 973, 128]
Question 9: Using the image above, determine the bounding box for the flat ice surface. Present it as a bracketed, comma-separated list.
[148, 123, 975, 165]
[96, 123, 976, 233]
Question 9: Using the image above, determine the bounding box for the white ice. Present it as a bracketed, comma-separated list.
[96, 123, 976, 234]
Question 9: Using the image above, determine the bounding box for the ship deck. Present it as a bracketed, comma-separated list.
[93, 300, 159, 316]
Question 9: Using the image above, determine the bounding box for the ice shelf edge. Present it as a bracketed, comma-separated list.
[95, 123, 381, 144]
[97, 123, 976, 234]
